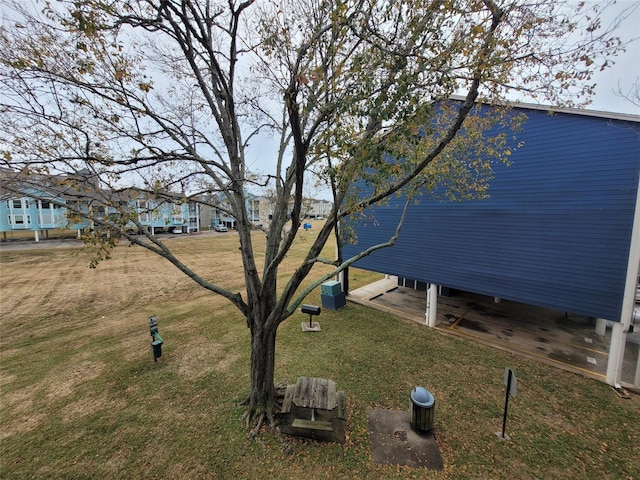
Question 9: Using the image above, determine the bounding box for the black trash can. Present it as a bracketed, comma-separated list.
[151, 340, 163, 361]
[410, 386, 435, 432]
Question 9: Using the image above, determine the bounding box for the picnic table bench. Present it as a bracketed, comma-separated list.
[280, 376, 346, 443]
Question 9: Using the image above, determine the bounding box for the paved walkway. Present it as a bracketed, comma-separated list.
[0, 237, 85, 251]
[349, 277, 640, 388]
[0, 230, 229, 252]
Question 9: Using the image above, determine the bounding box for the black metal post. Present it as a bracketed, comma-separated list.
[502, 369, 512, 439]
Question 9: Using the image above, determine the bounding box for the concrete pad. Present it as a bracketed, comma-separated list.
[301, 321, 321, 332]
[349, 279, 640, 385]
[367, 408, 443, 470]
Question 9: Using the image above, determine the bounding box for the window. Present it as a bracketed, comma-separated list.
[12, 214, 29, 225]
[12, 199, 22, 209]
[249, 200, 260, 223]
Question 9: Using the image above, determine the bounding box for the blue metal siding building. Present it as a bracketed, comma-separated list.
[0, 190, 193, 238]
[0, 191, 90, 233]
[343, 105, 640, 322]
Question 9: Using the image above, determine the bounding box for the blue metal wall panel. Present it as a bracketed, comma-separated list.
[343, 107, 640, 321]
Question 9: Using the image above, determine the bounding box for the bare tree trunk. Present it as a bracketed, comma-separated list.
[247, 321, 278, 419]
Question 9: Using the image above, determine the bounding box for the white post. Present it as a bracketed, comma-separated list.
[595, 318, 607, 336]
[77, 228, 82, 239]
[607, 322, 627, 386]
[34, 230, 39, 242]
[494, 297, 502, 304]
[606, 176, 640, 386]
[335, 220, 341, 286]
[426, 283, 438, 327]
[606, 317, 633, 387]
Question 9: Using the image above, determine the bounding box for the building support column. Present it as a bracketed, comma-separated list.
[595, 318, 607, 336]
[335, 220, 347, 293]
[607, 322, 626, 385]
[339, 267, 349, 296]
[635, 348, 640, 386]
[426, 283, 438, 327]
[34, 230, 39, 242]
[606, 175, 640, 386]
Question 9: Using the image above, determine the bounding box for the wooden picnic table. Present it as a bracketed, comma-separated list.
[280, 376, 346, 443]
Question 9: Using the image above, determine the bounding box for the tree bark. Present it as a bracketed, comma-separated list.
[247, 320, 278, 419]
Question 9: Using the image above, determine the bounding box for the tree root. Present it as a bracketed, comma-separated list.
[247, 411, 267, 439]
[241, 381, 293, 454]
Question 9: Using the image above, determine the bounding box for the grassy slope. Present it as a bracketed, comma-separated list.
[1, 229, 638, 479]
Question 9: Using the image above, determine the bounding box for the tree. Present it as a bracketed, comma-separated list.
[616, 77, 640, 108]
[0, 0, 627, 432]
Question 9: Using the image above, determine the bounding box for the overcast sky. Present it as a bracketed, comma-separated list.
[584, 0, 640, 115]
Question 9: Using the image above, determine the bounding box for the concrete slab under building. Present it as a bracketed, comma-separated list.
[349, 277, 640, 390]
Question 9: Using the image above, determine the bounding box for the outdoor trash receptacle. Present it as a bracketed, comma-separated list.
[151, 340, 163, 360]
[410, 386, 435, 432]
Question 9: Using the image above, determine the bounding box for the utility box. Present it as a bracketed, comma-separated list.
[321, 280, 342, 296]
[149, 315, 159, 337]
[410, 387, 435, 432]
[149, 315, 163, 362]
[321, 280, 345, 310]
[151, 340, 163, 360]
[321, 292, 346, 310]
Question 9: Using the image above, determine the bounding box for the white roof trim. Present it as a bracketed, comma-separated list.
[448, 95, 640, 123]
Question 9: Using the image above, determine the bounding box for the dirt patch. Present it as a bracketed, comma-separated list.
[175, 337, 239, 380]
[2, 384, 38, 414]
[0, 370, 17, 388]
[214, 350, 240, 373]
[60, 394, 128, 423]
[1, 385, 44, 439]
[0, 412, 46, 439]
[120, 332, 153, 362]
[46, 360, 105, 400]
[540, 410, 574, 433]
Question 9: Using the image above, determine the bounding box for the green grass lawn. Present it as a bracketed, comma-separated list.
[1, 230, 639, 479]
